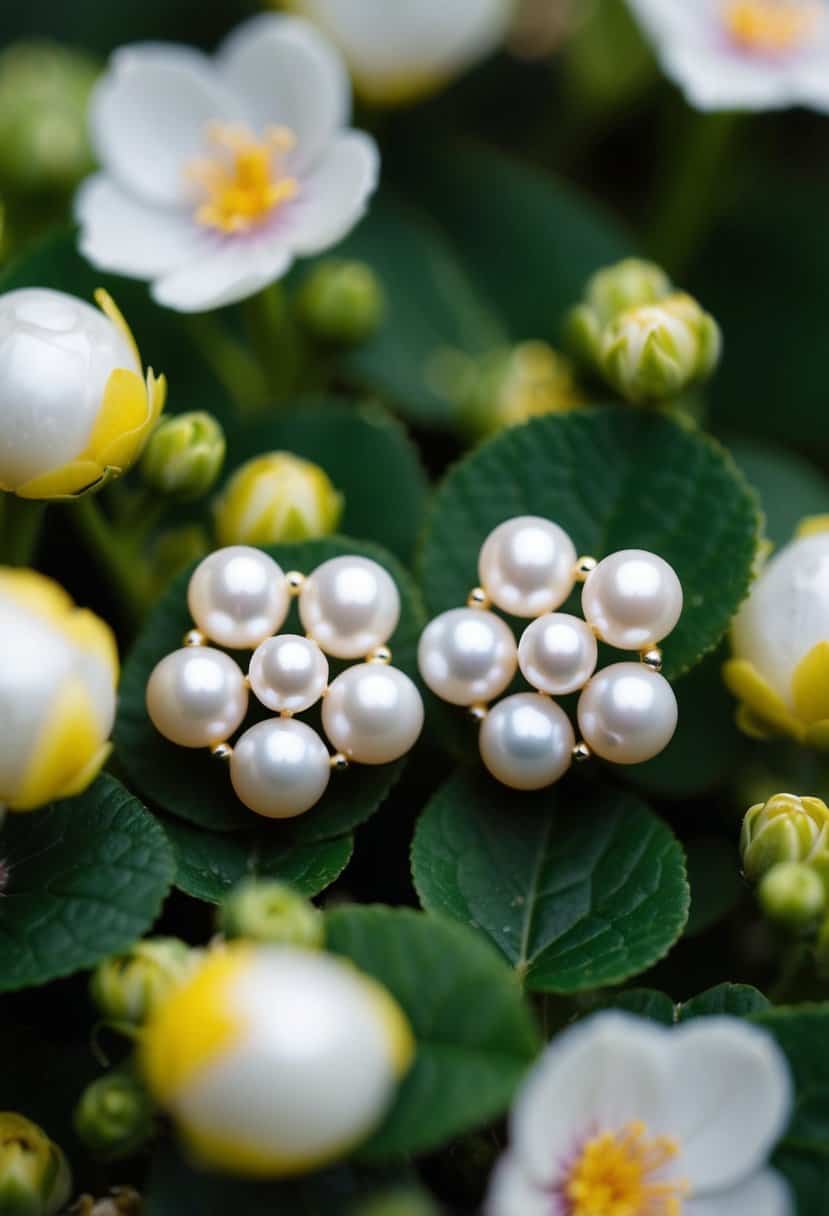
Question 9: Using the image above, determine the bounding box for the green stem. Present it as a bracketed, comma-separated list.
[184, 314, 270, 418]
[243, 283, 308, 405]
[70, 496, 152, 633]
[0, 495, 46, 566]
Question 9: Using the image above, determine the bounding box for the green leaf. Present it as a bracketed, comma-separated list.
[223, 399, 428, 564]
[411, 770, 689, 993]
[115, 536, 425, 837]
[682, 837, 744, 938]
[679, 984, 770, 1021]
[597, 988, 676, 1025]
[326, 904, 540, 1160]
[164, 817, 353, 904]
[751, 1005, 829, 1157]
[420, 407, 761, 680]
[729, 438, 829, 551]
[776, 1149, 829, 1214]
[0, 774, 174, 992]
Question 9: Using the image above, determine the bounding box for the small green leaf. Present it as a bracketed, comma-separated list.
[682, 837, 745, 938]
[420, 407, 761, 680]
[164, 818, 352, 904]
[730, 438, 829, 551]
[115, 537, 425, 837]
[751, 1005, 829, 1156]
[597, 989, 676, 1025]
[411, 770, 689, 993]
[679, 984, 770, 1021]
[0, 774, 174, 992]
[326, 905, 540, 1160]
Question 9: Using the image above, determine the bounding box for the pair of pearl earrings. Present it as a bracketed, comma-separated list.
[418, 516, 682, 790]
[146, 546, 424, 819]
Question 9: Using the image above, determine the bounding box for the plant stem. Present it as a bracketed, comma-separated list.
[244, 282, 307, 405]
[184, 313, 270, 418]
[70, 495, 152, 633]
[0, 495, 46, 566]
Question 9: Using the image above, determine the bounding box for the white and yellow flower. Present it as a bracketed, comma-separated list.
[0, 287, 165, 499]
[287, 0, 515, 106]
[214, 451, 343, 547]
[486, 1011, 793, 1216]
[76, 15, 379, 313]
[0, 569, 117, 812]
[626, 0, 829, 112]
[140, 943, 414, 1177]
[725, 517, 829, 744]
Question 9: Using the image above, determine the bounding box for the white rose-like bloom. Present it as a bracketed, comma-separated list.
[626, 0, 829, 112]
[140, 943, 414, 1177]
[76, 15, 379, 313]
[0, 569, 118, 812]
[288, 0, 516, 105]
[486, 1011, 793, 1216]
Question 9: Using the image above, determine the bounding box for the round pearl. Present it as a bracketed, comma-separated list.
[518, 613, 598, 695]
[188, 546, 289, 650]
[248, 635, 329, 713]
[299, 556, 400, 659]
[230, 719, 331, 819]
[322, 663, 424, 765]
[146, 648, 248, 748]
[417, 608, 518, 706]
[577, 662, 678, 765]
[478, 516, 577, 618]
[479, 693, 574, 790]
[582, 549, 683, 651]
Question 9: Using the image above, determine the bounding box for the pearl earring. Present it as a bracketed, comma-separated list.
[417, 517, 682, 791]
[146, 546, 424, 820]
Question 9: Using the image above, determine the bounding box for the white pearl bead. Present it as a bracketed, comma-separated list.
[581, 549, 683, 651]
[188, 546, 289, 650]
[146, 647, 248, 748]
[299, 556, 400, 659]
[417, 608, 518, 706]
[230, 719, 331, 819]
[479, 693, 574, 790]
[322, 663, 424, 765]
[478, 516, 577, 618]
[248, 635, 329, 714]
[518, 613, 598, 695]
[577, 662, 678, 765]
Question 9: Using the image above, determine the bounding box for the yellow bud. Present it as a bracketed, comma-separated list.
[0, 1113, 71, 1216]
[741, 793, 829, 882]
[215, 452, 343, 547]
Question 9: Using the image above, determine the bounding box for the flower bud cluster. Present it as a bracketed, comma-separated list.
[741, 793, 829, 935]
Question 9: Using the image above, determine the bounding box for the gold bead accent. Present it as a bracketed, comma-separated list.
[641, 647, 663, 673]
[330, 752, 349, 771]
[573, 556, 597, 583]
[184, 629, 206, 647]
[572, 740, 592, 763]
[279, 709, 294, 719]
[367, 645, 392, 664]
[211, 742, 233, 761]
[468, 703, 489, 722]
[467, 586, 491, 609]
[286, 571, 305, 595]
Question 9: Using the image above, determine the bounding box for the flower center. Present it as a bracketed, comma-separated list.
[186, 122, 299, 234]
[562, 1121, 686, 1216]
[723, 1, 821, 54]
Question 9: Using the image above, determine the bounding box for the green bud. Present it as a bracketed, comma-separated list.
[141, 412, 225, 502]
[758, 861, 826, 930]
[219, 879, 325, 948]
[456, 341, 582, 438]
[349, 1190, 440, 1216]
[90, 937, 200, 1026]
[297, 259, 384, 345]
[566, 257, 672, 367]
[0, 1113, 71, 1216]
[214, 451, 343, 547]
[741, 793, 829, 882]
[73, 1073, 153, 1160]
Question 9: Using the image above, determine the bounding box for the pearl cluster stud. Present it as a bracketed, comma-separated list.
[147, 547, 424, 820]
[417, 517, 682, 791]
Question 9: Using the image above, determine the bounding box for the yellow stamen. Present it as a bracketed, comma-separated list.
[724, 0, 821, 54]
[186, 122, 299, 235]
[563, 1121, 687, 1216]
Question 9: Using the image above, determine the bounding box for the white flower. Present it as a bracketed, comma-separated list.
[290, 0, 515, 105]
[76, 14, 379, 313]
[626, 0, 829, 112]
[486, 1011, 793, 1216]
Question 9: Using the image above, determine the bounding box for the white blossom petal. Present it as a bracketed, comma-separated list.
[290, 131, 379, 256]
[218, 14, 351, 176]
[483, 1153, 552, 1216]
[686, 1169, 794, 1216]
[151, 238, 293, 314]
[75, 175, 202, 279]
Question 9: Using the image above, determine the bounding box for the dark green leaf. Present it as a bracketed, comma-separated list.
[776, 1149, 829, 1216]
[682, 837, 745, 938]
[751, 1005, 829, 1157]
[597, 988, 676, 1025]
[680, 983, 770, 1021]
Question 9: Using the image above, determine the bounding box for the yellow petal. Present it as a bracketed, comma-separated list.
[722, 658, 804, 740]
[9, 675, 107, 810]
[805, 721, 829, 749]
[179, 1122, 345, 1179]
[0, 570, 118, 682]
[54, 741, 112, 801]
[94, 287, 141, 370]
[796, 514, 829, 539]
[792, 641, 829, 725]
[84, 367, 152, 472]
[64, 607, 120, 685]
[15, 460, 106, 500]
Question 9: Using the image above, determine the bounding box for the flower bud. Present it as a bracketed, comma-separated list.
[73, 1073, 154, 1160]
[741, 793, 829, 882]
[141, 412, 225, 502]
[567, 257, 672, 365]
[0, 1113, 71, 1216]
[214, 452, 343, 547]
[219, 879, 325, 949]
[351, 1190, 440, 1216]
[297, 259, 384, 345]
[758, 861, 826, 930]
[456, 342, 581, 438]
[140, 944, 414, 1176]
[90, 937, 200, 1026]
[0, 288, 165, 499]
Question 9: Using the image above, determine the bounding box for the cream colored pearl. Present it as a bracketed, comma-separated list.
[582, 549, 682, 651]
[248, 635, 329, 714]
[299, 556, 400, 659]
[478, 516, 577, 618]
[577, 662, 677, 765]
[417, 607, 517, 706]
[188, 546, 289, 650]
[322, 663, 424, 765]
[518, 613, 597, 695]
[479, 693, 574, 790]
[230, 719, 331, 819]
[146, 647, 248, 748]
